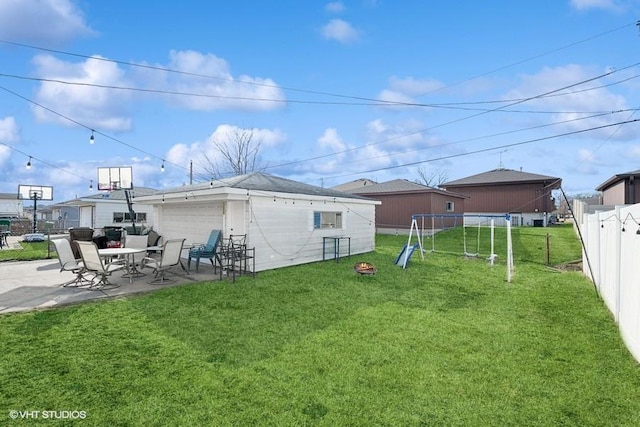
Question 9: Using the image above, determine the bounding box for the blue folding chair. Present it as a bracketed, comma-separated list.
[188, 230, 222, 272]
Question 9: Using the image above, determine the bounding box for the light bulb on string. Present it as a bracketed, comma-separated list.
[26, 156, 32, 169]
[161, 160, 165, 172]
[89, 130, 95, 144]
[89, 180, 93, 191]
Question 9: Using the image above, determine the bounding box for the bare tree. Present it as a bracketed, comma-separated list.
[416, 166, 449, 187]
[199, 128, 266, 179]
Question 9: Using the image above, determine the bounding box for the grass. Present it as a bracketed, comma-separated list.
[1, 225, 639, 426]
[0, 241, 52, 261]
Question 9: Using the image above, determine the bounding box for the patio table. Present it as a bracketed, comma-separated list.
[98, 247, 147, 282]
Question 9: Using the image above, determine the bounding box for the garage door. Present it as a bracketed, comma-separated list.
[158, 202, 224, 244]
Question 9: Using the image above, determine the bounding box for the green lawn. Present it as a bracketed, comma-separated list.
[1, 225, 639, 426]
[0, 241, 52, 261]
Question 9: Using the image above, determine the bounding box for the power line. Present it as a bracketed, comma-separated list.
[0, 140, 92, 183]
[0, 21, 635, 106]
[0, 86, 189, 173]
[264, 65, 635, 172]
[1, 69, 637, 111]
[301, 110, 632, 173]
[322, 119, 639, 181]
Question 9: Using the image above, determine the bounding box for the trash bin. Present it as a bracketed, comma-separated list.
[103, 226, 125, 248]
[69, 227, 94, 258]
[533, 219, 544, 227]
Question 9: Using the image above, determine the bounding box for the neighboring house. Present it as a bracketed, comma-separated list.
[35, 203, 80, 229]
[331, 178, 378, 192]
[135, 172, 380, 272]
[63, 187, 157, 230]
[0, 192, 23, 219]
[595, 170, 640, 205]
[440, 168, 562, 226]
[336, 179, 466, 234]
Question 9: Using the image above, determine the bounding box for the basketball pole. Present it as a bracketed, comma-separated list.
[31, 191, 41, 233]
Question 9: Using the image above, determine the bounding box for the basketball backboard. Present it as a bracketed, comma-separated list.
[97, 166, 133, 190]
[18, 185, 53, 201]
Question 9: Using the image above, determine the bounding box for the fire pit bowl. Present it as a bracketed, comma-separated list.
[354, 262, 377, 275]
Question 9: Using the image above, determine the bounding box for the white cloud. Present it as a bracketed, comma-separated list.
[0, 117, 20, 165]
[505, 64, 634, 140]
[325, 2, 345, 13]
[30, 49, 287, 132]
[321, 19, 360, 44]
[569, 0, 620, 11]
[0, 0, 95, 44]
[627, 145, 640, 159]
[166, 124, 285, 173]
[318, 128, 347, 152]
[376, 76, 444, 107]
[0, 117, 20, 142]
[32, 54, 133, 131]
[388, 76, 444, 96]
[139, 50, 287, 111]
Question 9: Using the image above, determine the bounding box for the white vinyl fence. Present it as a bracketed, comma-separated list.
[579, 202, 640, 363]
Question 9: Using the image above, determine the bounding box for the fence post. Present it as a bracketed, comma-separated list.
[546, 233, 550, 265]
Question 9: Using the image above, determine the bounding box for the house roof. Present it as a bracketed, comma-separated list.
[595, 170, 640, 192]
[331, 178, 378, 192]
[343, 179, 467, 199]
[0, 192, 18, 200]
[140, 173, 370, 200]
[82, 187, 158, 200]
[440, 168, 562, 187]
[62, 187, 158, 206]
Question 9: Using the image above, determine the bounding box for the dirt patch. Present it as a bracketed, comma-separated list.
[551, 260, 583, 272]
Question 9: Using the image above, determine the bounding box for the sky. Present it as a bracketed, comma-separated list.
[1, 0, 640, 205]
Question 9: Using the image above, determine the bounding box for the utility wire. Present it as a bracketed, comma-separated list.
[1, 71, 638, 111]
[0, 22, 636, 183]
[308, 110, 629, 173]
[0, 86, 189, 173]
[0, 140, 92, 182]
[264, 65, 635, 172]
[323, 119, 639, 181]
[0, 21, 633, 104]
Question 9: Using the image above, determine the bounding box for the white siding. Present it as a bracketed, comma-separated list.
[247, 195, 376, 271]
[94, 201, 155, 229]
[79, 206, 93, 227]
[149, 193, 377, 272]
[156, 202, 224, 245]
[0, 200, 22, 216]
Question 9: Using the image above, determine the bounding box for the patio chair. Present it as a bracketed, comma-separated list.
[140, 238, 186, 284]
[76, 241, 127, 290]
[223, 234, 248, 271]
[124, 235, 149, 272]
[188, 230, 222, 272]
[51, 238, 93, 287]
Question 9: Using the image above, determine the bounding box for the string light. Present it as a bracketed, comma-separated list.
[89, 180, 93, 190]
[89, 130, 95, 144]
[26, 156, 32, 169]
[161, 160, 165, 172]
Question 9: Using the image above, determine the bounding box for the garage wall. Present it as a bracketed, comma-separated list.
[156, 202, 224, 246]
[247, 195, 376, 271]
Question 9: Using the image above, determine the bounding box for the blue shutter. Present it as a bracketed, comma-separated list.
[313, 212, 321, 229]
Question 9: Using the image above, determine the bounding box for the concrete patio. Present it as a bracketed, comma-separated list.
[0, 235, 231, 314]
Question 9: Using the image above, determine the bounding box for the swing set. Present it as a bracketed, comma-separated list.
[402, 213, 515, 282]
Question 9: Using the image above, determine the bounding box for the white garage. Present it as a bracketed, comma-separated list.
[136, 173, 380, 272]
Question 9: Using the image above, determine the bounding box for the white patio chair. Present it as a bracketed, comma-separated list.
[140, 238, 186, 285]
[124, 235, 149, 272]
[51, 238, 93, 287]
[76, 240, 127, 290]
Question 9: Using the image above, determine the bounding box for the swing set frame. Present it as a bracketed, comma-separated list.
[404, 213, 515, 282]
